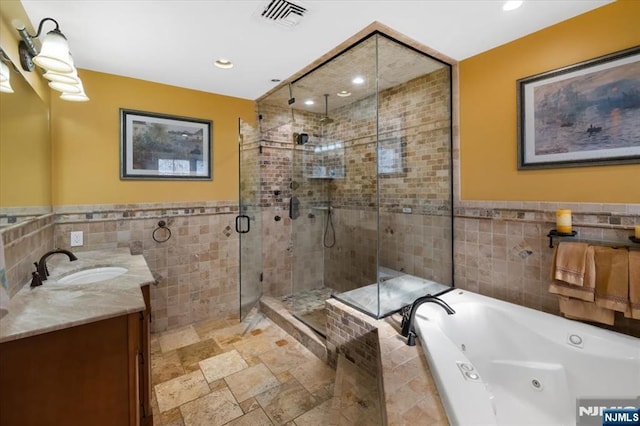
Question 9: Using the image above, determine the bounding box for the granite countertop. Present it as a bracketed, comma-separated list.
[0, 248, 155, 343]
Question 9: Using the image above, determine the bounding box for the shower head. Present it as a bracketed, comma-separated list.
[320, 94, 334, 124]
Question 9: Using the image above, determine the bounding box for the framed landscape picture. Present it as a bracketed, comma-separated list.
[120, 109, 212, 180]
[517, 46, 640, 169]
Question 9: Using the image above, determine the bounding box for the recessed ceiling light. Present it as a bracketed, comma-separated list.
[270, 78, 281, 83]
[502, 1, 523, 11]
[337, 91, 351, 97]
[352, 76, 364, 85]
[214, 59, 233, 69]
[304, 99, 314, 105]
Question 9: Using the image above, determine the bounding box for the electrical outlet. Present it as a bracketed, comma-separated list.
[70, 231, 83, 247]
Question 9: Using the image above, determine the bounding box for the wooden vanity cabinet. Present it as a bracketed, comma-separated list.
[140, 284, 153, 426]
[0, 285, 153, 426]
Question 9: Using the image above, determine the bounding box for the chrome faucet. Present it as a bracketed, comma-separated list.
[37, 249, 78, 281]
[400, 294, 455, 346]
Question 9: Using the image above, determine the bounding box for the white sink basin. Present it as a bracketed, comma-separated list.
[57, 267, 128, 284]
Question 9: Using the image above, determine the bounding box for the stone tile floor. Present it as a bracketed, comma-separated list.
[150, 309, 381, 425]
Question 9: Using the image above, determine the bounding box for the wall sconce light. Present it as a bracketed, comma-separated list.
[0, 49, 15, 93]
[13, 17, 89, 101]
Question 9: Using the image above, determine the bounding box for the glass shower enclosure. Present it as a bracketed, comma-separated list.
[257, 32, 453, 335]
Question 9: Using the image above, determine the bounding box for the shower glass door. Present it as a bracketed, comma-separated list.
[238, 118, 262, 320]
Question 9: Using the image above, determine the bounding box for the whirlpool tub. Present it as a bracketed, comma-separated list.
[413, 290, 640, 425]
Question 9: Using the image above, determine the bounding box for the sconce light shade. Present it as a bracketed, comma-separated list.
[15, 17, 88, 101]
[0, 62, 14, 93]
[32, 29, 73, 73]
[60, 80, 89, 102]
[43, 53, 79, 84]
[44, 69, 80, 84]
[49, 80, 81, 93]
[0, 61, 9, 82]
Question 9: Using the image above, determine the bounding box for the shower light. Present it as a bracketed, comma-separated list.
[352, 76, 364, 85]
[214, 59, 233, 69]
[503, 1, 523, 11]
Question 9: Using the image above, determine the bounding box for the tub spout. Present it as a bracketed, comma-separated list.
[37, 249, 78, 281]
[400, 295, 455, 346]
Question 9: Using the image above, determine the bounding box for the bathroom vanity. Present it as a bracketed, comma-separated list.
[0, 249, 155, 426]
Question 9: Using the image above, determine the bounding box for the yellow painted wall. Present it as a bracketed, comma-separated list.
[0, 71, 50, 207]
[51, 70, 255, 205]
[0, 0, 52, 209]
[459, 0, 640, 203]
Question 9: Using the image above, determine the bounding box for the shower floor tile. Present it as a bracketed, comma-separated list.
[282, 287, 334, 335]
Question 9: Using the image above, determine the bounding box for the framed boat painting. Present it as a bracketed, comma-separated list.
[120, 109, 212, 180]
[517, 46, 640, 169]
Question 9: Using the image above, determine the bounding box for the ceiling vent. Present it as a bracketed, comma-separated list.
[258, 0, 308, 28]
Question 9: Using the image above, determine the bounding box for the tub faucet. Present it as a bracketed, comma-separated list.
[37, 249, 78, 281]
[400, 294, 455, 346]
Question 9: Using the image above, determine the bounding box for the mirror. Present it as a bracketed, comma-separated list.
[0, 58, 51, 228]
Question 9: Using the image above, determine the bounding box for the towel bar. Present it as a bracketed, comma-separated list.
[547, 229, 640, 249]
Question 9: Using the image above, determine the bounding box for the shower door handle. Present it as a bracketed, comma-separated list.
[235, 215, 250, 234]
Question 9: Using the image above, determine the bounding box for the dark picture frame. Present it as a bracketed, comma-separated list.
[120, 109, 212, 180]
[517, 46, 640, 169]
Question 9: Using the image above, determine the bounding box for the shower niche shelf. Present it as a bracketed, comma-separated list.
[302, 141, 345, 180]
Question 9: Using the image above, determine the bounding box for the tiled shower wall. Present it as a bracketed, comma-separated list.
[53, 202, 239, 333]
[453, 202, 640, 337]
[256, 68, 453, 298]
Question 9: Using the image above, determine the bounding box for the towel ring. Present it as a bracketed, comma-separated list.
[152, 220, 172, 243]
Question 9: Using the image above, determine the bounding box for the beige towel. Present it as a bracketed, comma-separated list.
[594, 246, 629, 313]
[549, 245, 595, 301]
[553, 242, 590, 286]
[559, 296, 615, 326]
[626, 250, 640, 320]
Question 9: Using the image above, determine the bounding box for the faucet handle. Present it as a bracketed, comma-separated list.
[35, 260, 49, 276]
[30, 271, 43, 288]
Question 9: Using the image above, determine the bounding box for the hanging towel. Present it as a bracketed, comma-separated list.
[626, 250, 640, 320]
[549, 245, 595, 301]
[553, 242, 590, 286]
[0, 237, 9, 319]
[559, 296, 615, 326]
[594, 246, 629, 313]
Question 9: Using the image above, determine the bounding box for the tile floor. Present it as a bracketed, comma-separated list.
[150, 309, 382, 425]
